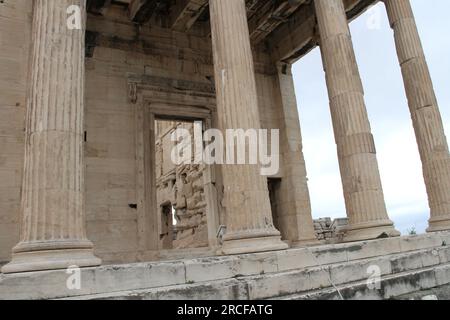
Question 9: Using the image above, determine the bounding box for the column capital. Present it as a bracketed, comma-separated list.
[276, 62, 293, 76]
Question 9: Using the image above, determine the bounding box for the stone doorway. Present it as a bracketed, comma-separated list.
[154, 118, 209, 250]
[135, 101, 220, 260]
[159, 202, 177, 250]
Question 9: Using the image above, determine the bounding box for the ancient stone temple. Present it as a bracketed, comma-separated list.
[1, 0, 450, 300]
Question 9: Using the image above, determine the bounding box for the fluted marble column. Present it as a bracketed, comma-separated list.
[2, 0, 101, 273]
[276, 63, 318, 246]
[209, 0, 288, 254]
[384, 0, 450, 232]
[315, 0, 399, 242]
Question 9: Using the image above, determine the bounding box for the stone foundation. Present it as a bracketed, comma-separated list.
[1, 232, 450, 300]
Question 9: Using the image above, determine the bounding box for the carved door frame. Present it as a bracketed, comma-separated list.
[130, 79, 220, 256]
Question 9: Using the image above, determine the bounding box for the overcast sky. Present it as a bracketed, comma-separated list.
[293, 0, 450, 234]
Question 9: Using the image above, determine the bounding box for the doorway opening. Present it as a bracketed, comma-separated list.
[154, 118, 209, 250]
[159, 202, 178, 249]
[268, 178, 282, 231]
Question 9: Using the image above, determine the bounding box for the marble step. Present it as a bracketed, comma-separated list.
[63, 245, 450, 300]
[1, 232, 449, 300]
[277, 263, 450, 300]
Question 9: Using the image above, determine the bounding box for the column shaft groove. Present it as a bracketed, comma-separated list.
[385, 0, 450, 232]
[209, 0, 287, 254]
[2, 0, 100, 274]
[315, 0, 399, 241]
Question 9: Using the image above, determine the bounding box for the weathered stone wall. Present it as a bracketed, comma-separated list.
[83, 6, 216, 263]
[0, 4, 291, 265]
[84, 31, 138, 263]
[155, 121, 208, 250]
[82, 7, 287, 263]
[2, 232, 450, 300]
[313, 217, 349, 243]
[314, 218, 334, 241]
[0, 0, 32, 264]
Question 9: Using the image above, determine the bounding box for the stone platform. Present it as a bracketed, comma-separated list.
[1, 232, 450, 300]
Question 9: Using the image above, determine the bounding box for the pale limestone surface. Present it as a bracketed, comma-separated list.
[275, 64, 318, 246]
[0, 0, 449, 299]
[0, 0, 31, 266]
[1, 0, 100, 274]
[1, 232, 450, 300]
[209, 0, 287, 254]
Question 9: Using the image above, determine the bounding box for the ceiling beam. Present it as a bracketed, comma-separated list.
[266, 2, 315, 63]
[267, 0, 378, 63]
[248, 0, 306, 45]
[87, 0, 112, 15]
[170, 0, 209, 32]
[129, 0, 160, 23]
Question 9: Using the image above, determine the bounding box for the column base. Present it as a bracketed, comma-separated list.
[343, 221, 400, 243]
[1, 248, 101, 274]
[219, 235, 288, 255]
[427, 215, 450, 233]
